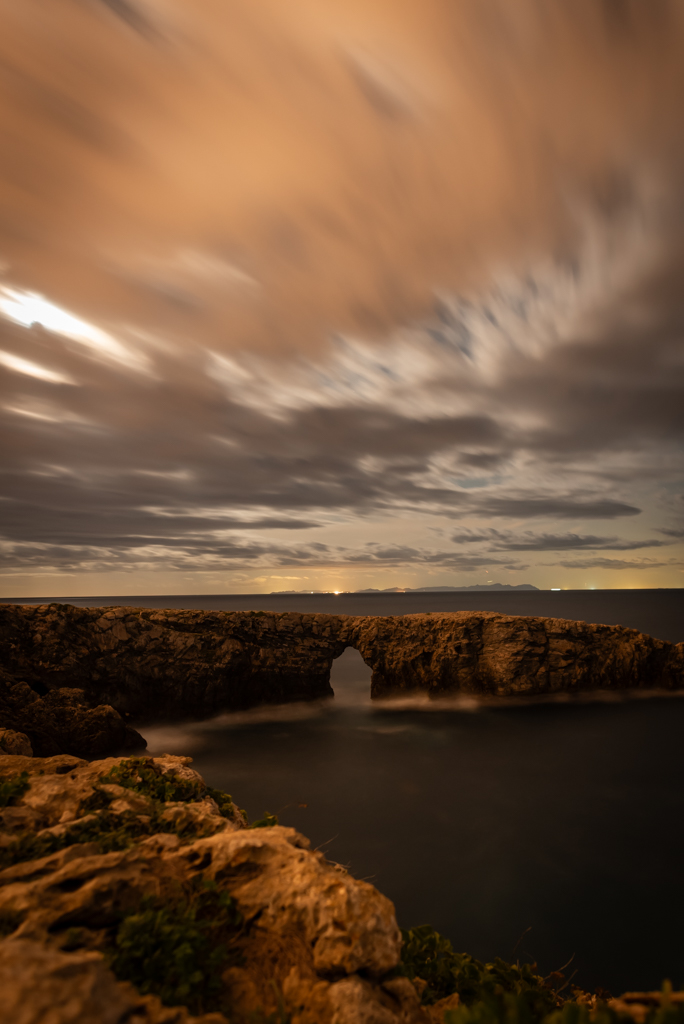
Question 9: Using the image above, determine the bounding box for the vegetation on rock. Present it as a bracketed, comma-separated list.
[398, 925, 684, 1024]
[107, 876, 243, 1015]
[0, 770, 29, 808]
[0, 757, 241, 870]
[398, 924, 559, 1011]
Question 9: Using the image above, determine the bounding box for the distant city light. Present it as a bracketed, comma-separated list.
[551, 588, 561, 591]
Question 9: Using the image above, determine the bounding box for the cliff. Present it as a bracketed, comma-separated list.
[0, 604, 682, 757]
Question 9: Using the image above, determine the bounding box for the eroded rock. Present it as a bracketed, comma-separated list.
[0, 754, 420, 1024]
[0, 605, 681, 757]
[0, 729, 32, 756]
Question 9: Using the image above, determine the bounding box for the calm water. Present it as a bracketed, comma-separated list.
[11, 590, 684, 993]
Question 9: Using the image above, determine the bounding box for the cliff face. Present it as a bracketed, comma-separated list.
[0, 604, 682, 757]
[0, 604, 349, 755]
[0, 604, 347, 717]
[350, 612, 684, 698]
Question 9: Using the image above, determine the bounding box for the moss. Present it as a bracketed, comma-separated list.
[0, 811, 150, 870]
[107, 876, 243, 1015]
[204, 785, 237, 820]
[98, 758, 237, 820]
[0, 800, 227, 871]
[249, 811, 279, 829]
[0, 771, 30, 808]
[0, 759, 241, 871]
[100, 757, 205, 804]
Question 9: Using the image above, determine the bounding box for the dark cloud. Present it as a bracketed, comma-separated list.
[546, 557, 684, 571]
[455, 498, 642, 520]
[450, 530, 667, 552]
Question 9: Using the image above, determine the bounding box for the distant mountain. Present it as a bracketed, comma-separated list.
[355, 583, 540, 593]
[270, 583, 541, 594]
[269, 590, 326, 594]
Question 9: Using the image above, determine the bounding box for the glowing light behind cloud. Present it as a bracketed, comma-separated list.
[0, 350, 75, 385]
[0, 288, 150, 373]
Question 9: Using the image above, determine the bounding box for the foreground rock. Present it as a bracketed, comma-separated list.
[0, 605, 682, 755]
[0, 753, 424, 1024]
[1, 754, 683, 1024]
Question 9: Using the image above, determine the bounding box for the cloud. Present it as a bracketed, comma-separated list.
[0, 3, 683, 587]
[0, 350, 76, 385]
[450, 530, 667, 552]
[451, 498, 642, 520]
[545, 557, 683, 571]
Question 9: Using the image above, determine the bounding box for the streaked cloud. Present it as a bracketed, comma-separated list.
[0, 1, 683, 593]
[0, 351, 75, 385]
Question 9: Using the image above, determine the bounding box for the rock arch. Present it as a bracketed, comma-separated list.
[0, 604, 682, 755]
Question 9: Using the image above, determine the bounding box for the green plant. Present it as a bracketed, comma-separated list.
[108, 877, 243, 1015]
[249, 811, 279, 829]
[204, 785, 236, 820]
[400, 927, 684, 1024]
[100, 758, 205, 804]
[0, 771, 30, 808]
[97, 758, 237, 820]
[398, 925, 557, 1013]
[0, 760, 240, 871]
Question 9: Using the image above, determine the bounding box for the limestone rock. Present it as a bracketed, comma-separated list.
[350, 612, 684, 698]
[0, 754, 419, 1024]
[0, 668, 146, 757]
[0, 938, 229, 1023]
[0, 729, 32, 756]
[0, 605, 681, 757]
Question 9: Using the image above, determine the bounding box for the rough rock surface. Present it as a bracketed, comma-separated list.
[0, 753, 426, 1024]
[0, 667, 146, 758]
[0, 605, 682, 755]
[0, 728, 32, 756]
[351, 612, 684, 698]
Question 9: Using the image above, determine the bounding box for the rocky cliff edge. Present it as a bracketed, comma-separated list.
[0, 604, 682, 758]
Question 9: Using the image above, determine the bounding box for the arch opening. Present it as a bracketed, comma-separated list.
[329, 645, 372, 705]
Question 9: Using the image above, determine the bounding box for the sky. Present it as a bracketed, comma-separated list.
[0, 0, 683, 597]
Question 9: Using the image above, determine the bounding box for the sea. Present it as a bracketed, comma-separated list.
[6, 589, 684, 995]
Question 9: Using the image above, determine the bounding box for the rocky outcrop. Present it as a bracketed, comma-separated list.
[351, 612, 684, 698]
[0, 753, 426, 1024]
[0, 728, 32, 756]
[0, 605, 682, 756]
[1, 754, 683, 1024]
[0, 668, 146, 758]
[0, 604, 347, 724]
